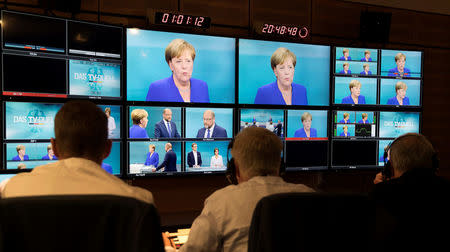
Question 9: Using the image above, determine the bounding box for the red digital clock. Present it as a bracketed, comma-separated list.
[255, 22, 309, 39]
[155, 12, 211, 29]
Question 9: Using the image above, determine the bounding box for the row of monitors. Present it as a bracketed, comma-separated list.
[2, 11, 122, 58]
[2, 11, 423, 105]
[2, 139, 397, 176]
[1, 54, 420, 106]
[2, 102, 420, 140]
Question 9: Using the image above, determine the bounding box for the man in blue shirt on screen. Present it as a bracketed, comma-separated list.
[339, 48, 351, 60]
[154, 108, 180, 138]
[12, 145, 29, 161]
[387, 81, 410, 106]
[196, 110, 227, 138]
[187, 143, 202, 168]
[153, 143, 177, 172]
[388, 53, 411, 77]
[42, 144, 58, 160]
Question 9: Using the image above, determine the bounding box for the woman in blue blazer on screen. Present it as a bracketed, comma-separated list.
[387, 81, 410, 106]
[254, 47, 307, 105]
[145, 144, 159, 167]
[146, 39, 210, 103]
[341, 79, 366, 104]
[339, 125, 350, 137]
[294, 112, 317, 138]
[129, 109, 149, 138]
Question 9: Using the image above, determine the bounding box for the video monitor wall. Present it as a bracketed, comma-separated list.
[333, 47, 422, 107]
[1, 10, 424, 176]
[1, 11, 123, 99]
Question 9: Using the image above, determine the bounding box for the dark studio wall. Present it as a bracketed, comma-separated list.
[1, 0, 449, 226]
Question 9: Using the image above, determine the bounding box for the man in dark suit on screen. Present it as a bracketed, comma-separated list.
[187, 143, 202, 168]
[154, 108, 180, 138]
[196, 110, 228, 138]
[153, 143, 177, 172]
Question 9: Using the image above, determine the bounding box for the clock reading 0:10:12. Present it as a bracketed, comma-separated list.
[261, 23, 309, 38]
[155, 12, 211, 28]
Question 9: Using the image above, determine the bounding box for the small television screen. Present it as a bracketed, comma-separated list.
[285, 141, 328, 170]
[185, 108, 233, 139]
[69, 60, 121, 98]
[128, 106, 182, 139]
[238, 39, 330, 105]
[2, 11, 66, 53]
[98, 105, 121, 139]
[333, 111, 376, 138]
[334, 77, 377, 105]
[3, 54, 67, 97]
[185, 141, 230, 172]
[127, 29, 235, 103]
[380, 49, 422, 78]
[128, 141, 182, 175]
[332, 140, 377, 168]
[378, 140, 393, 166]
[68, 21, 122, 58]
[239, 109, 284, 137]
[286, 110, 328, 139]
[5, 141, 121, 175]
[5, 142, 58, 169]
[334, 47, 378, 76]
[379, 111, 420, 138]
[379, 78, 421, 106]
[4, 102, 61, 140]
[102, 141, 122, 175]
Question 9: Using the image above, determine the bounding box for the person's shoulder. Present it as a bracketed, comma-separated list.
[257, 82, 276, 92]
[150, 77, 172, 87]
[190, 78, 208, 87]
[292, 83, 306, 91]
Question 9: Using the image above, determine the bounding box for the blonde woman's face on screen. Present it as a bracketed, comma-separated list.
[169, 50, 194, 84]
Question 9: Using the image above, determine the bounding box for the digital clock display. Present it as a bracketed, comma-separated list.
[155, 12, 211, 29]
[256, 23, 309, 39]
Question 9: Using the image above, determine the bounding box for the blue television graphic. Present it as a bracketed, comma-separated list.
[103, 141, 121, 175]
[239, 39, 330, 105]
[334, 77, 377, 105]
[287, 110, 328, 138]
[185, 108, 233, 138]
[378, 140, 393, 166]
[128, 141, 182, 174]
[380, 50, 422, 78]
[185, 141, 230, 172]
[98, 105, 121, 139]
[380, 79, 421, 106]
[240, 109, 284, 135]
[127, 29, 235, 103]
[336, 124, 355, 137]
[128, 106, 182, 139]
[6, 142, 57, 169]
[335, 47, 378, 62]
[379, 112, 420, 138]
[69, 60, 121, 98]
[5, 102, 61, 140]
